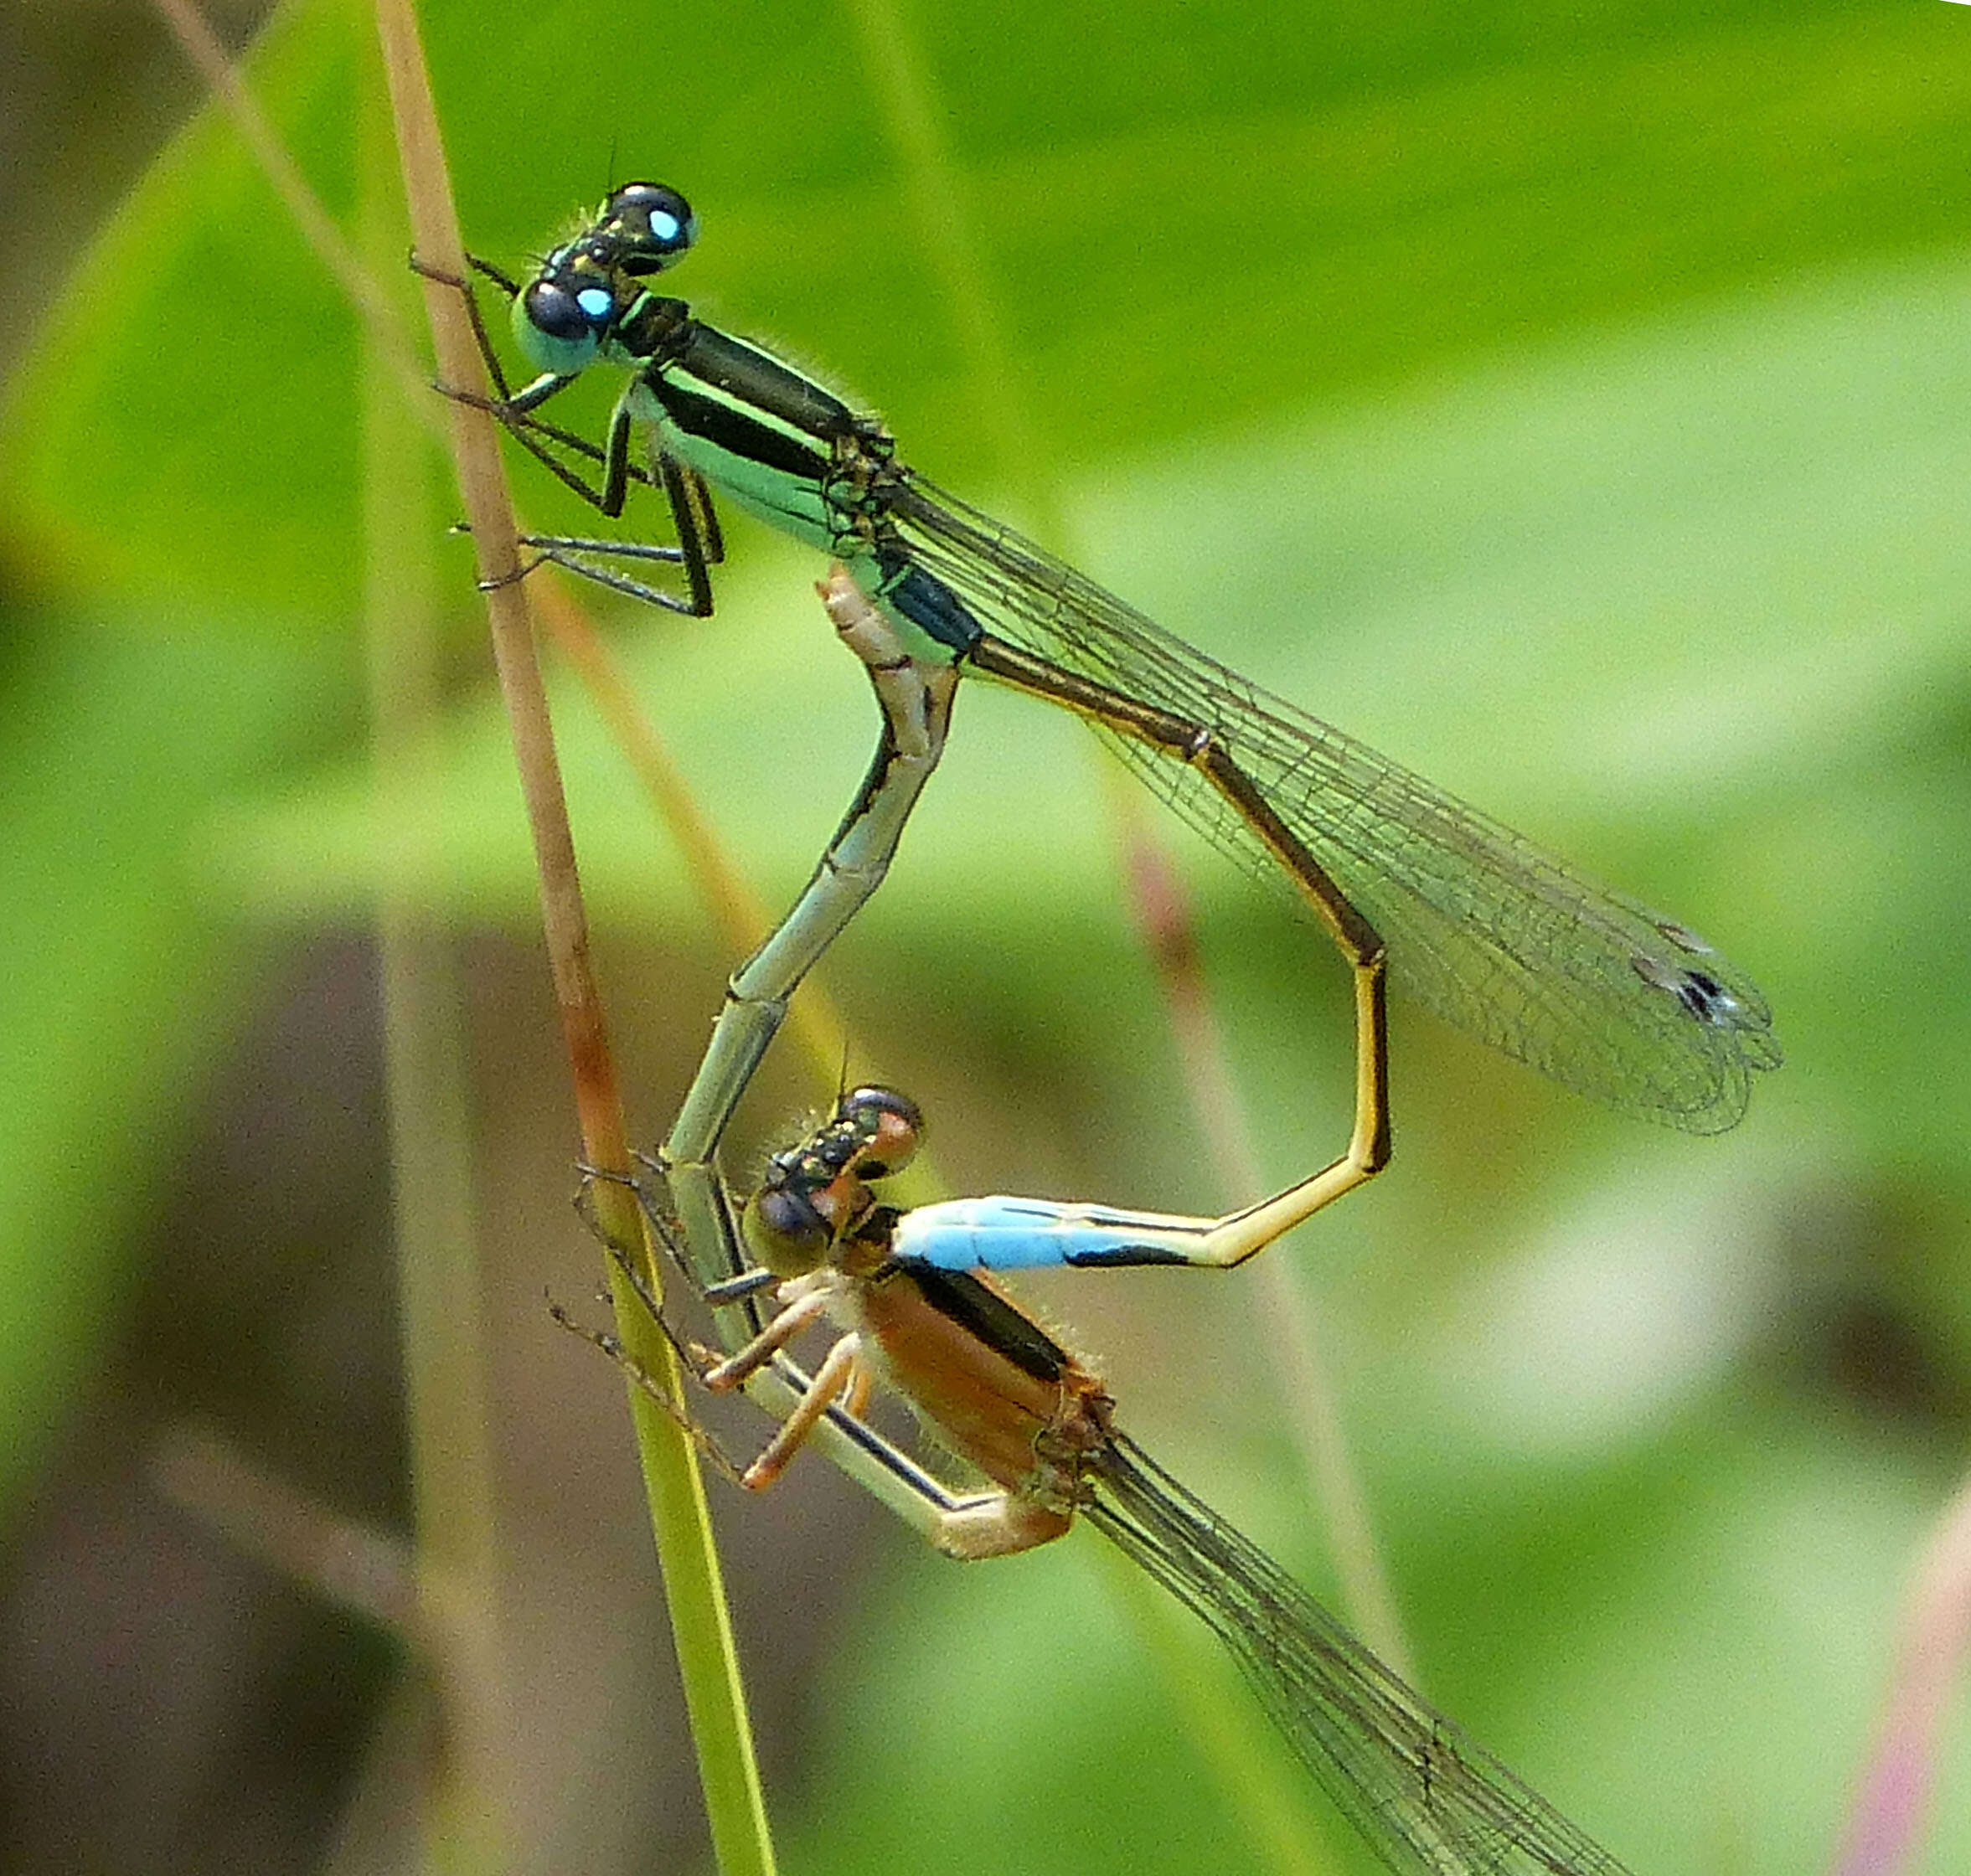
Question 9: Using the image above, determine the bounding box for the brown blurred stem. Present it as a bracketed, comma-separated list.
[152, 1423, 423, 1637]
[1118, 816, 1416, 1681]
[355, 41, 513, 1865]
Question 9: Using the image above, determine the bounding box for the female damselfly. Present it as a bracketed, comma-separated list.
[567, 1084, 1645, 1876]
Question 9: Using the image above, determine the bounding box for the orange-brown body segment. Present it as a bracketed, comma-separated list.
[853, 1265, 1112, 1518]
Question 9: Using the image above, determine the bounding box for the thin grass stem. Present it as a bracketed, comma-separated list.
[369, 5, 776, 1870]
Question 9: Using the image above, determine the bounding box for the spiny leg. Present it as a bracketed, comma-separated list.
[574, 1183, 1055, 1550]
[504, 451, 720, 616]
[574, 1158, 702, 1308]
[433, 387, 720, 615]
[699, 1283, 834, 1393]
[739, 1332, 868, 1489]
[550, 1256, 856, 1493]
[563, 1289, 1066, 1554]
[430, 275, 649, 500]
[555, 1205, 865, 1497]
[552, 1161, 779, 1477]
[410, 253, 611, 508]
[545, 1298, 756, 1490]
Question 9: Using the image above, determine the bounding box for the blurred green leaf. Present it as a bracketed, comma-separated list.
[0, 609, 343, 1508]
[8, 0, 1971, 618]
[6, 1, 1971, 1870]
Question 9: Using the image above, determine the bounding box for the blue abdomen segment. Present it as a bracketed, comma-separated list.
[890, 1196, 1198, 1271]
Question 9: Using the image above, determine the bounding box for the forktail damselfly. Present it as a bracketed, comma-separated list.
[569, 1085, 1644, 1876]
[431, 183, 1778, 1281]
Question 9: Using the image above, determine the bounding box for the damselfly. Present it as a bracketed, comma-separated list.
[427, 184, 1778, 1281]
[569, 1085, 1644, 1876]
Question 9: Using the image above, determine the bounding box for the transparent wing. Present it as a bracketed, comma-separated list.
[891, 477, 1779, 1131]
[1093, 1436, 1639, 1876]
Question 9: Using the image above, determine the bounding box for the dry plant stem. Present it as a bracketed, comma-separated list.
[369, 4, 774, 1873]
[152, 1424, 459, 1871]
[152, 1423, 424, 1638]
[1829, 1469, 1971, 1876]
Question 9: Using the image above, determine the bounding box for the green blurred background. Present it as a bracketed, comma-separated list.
[3, 0, 1970, 1869]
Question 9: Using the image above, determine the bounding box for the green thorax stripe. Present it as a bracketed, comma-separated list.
[630, 322, 860, 550]
[656, 322, 854, 479]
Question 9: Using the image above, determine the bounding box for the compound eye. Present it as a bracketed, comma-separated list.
[838, 1085, 923, 1180]
[524, 278, 592, 343]
[744, 1184, 833, 1276]
[605, 182, 698, 274]
[513, 273, 612, 373]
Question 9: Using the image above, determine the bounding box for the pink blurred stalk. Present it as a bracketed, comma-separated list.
[1830, 1471, 1971, 1876]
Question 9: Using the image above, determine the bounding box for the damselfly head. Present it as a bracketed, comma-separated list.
[742, 1086, 923, 1276]
[835, 1085, 923, 1183]
[593, 183, 697, 276]
[513, 234, 627, 375]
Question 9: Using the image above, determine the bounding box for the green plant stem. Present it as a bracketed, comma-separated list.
[369, 3, 776, 1871]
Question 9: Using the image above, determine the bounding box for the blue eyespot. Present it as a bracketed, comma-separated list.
[513, 276, 605, 375]
[601, 183, 698, 276]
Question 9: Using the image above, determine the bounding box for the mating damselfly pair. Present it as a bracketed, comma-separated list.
[429, 179, 1779, 1876]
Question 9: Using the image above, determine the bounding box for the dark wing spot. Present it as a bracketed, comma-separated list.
[1632, 953, 1741, 1028]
